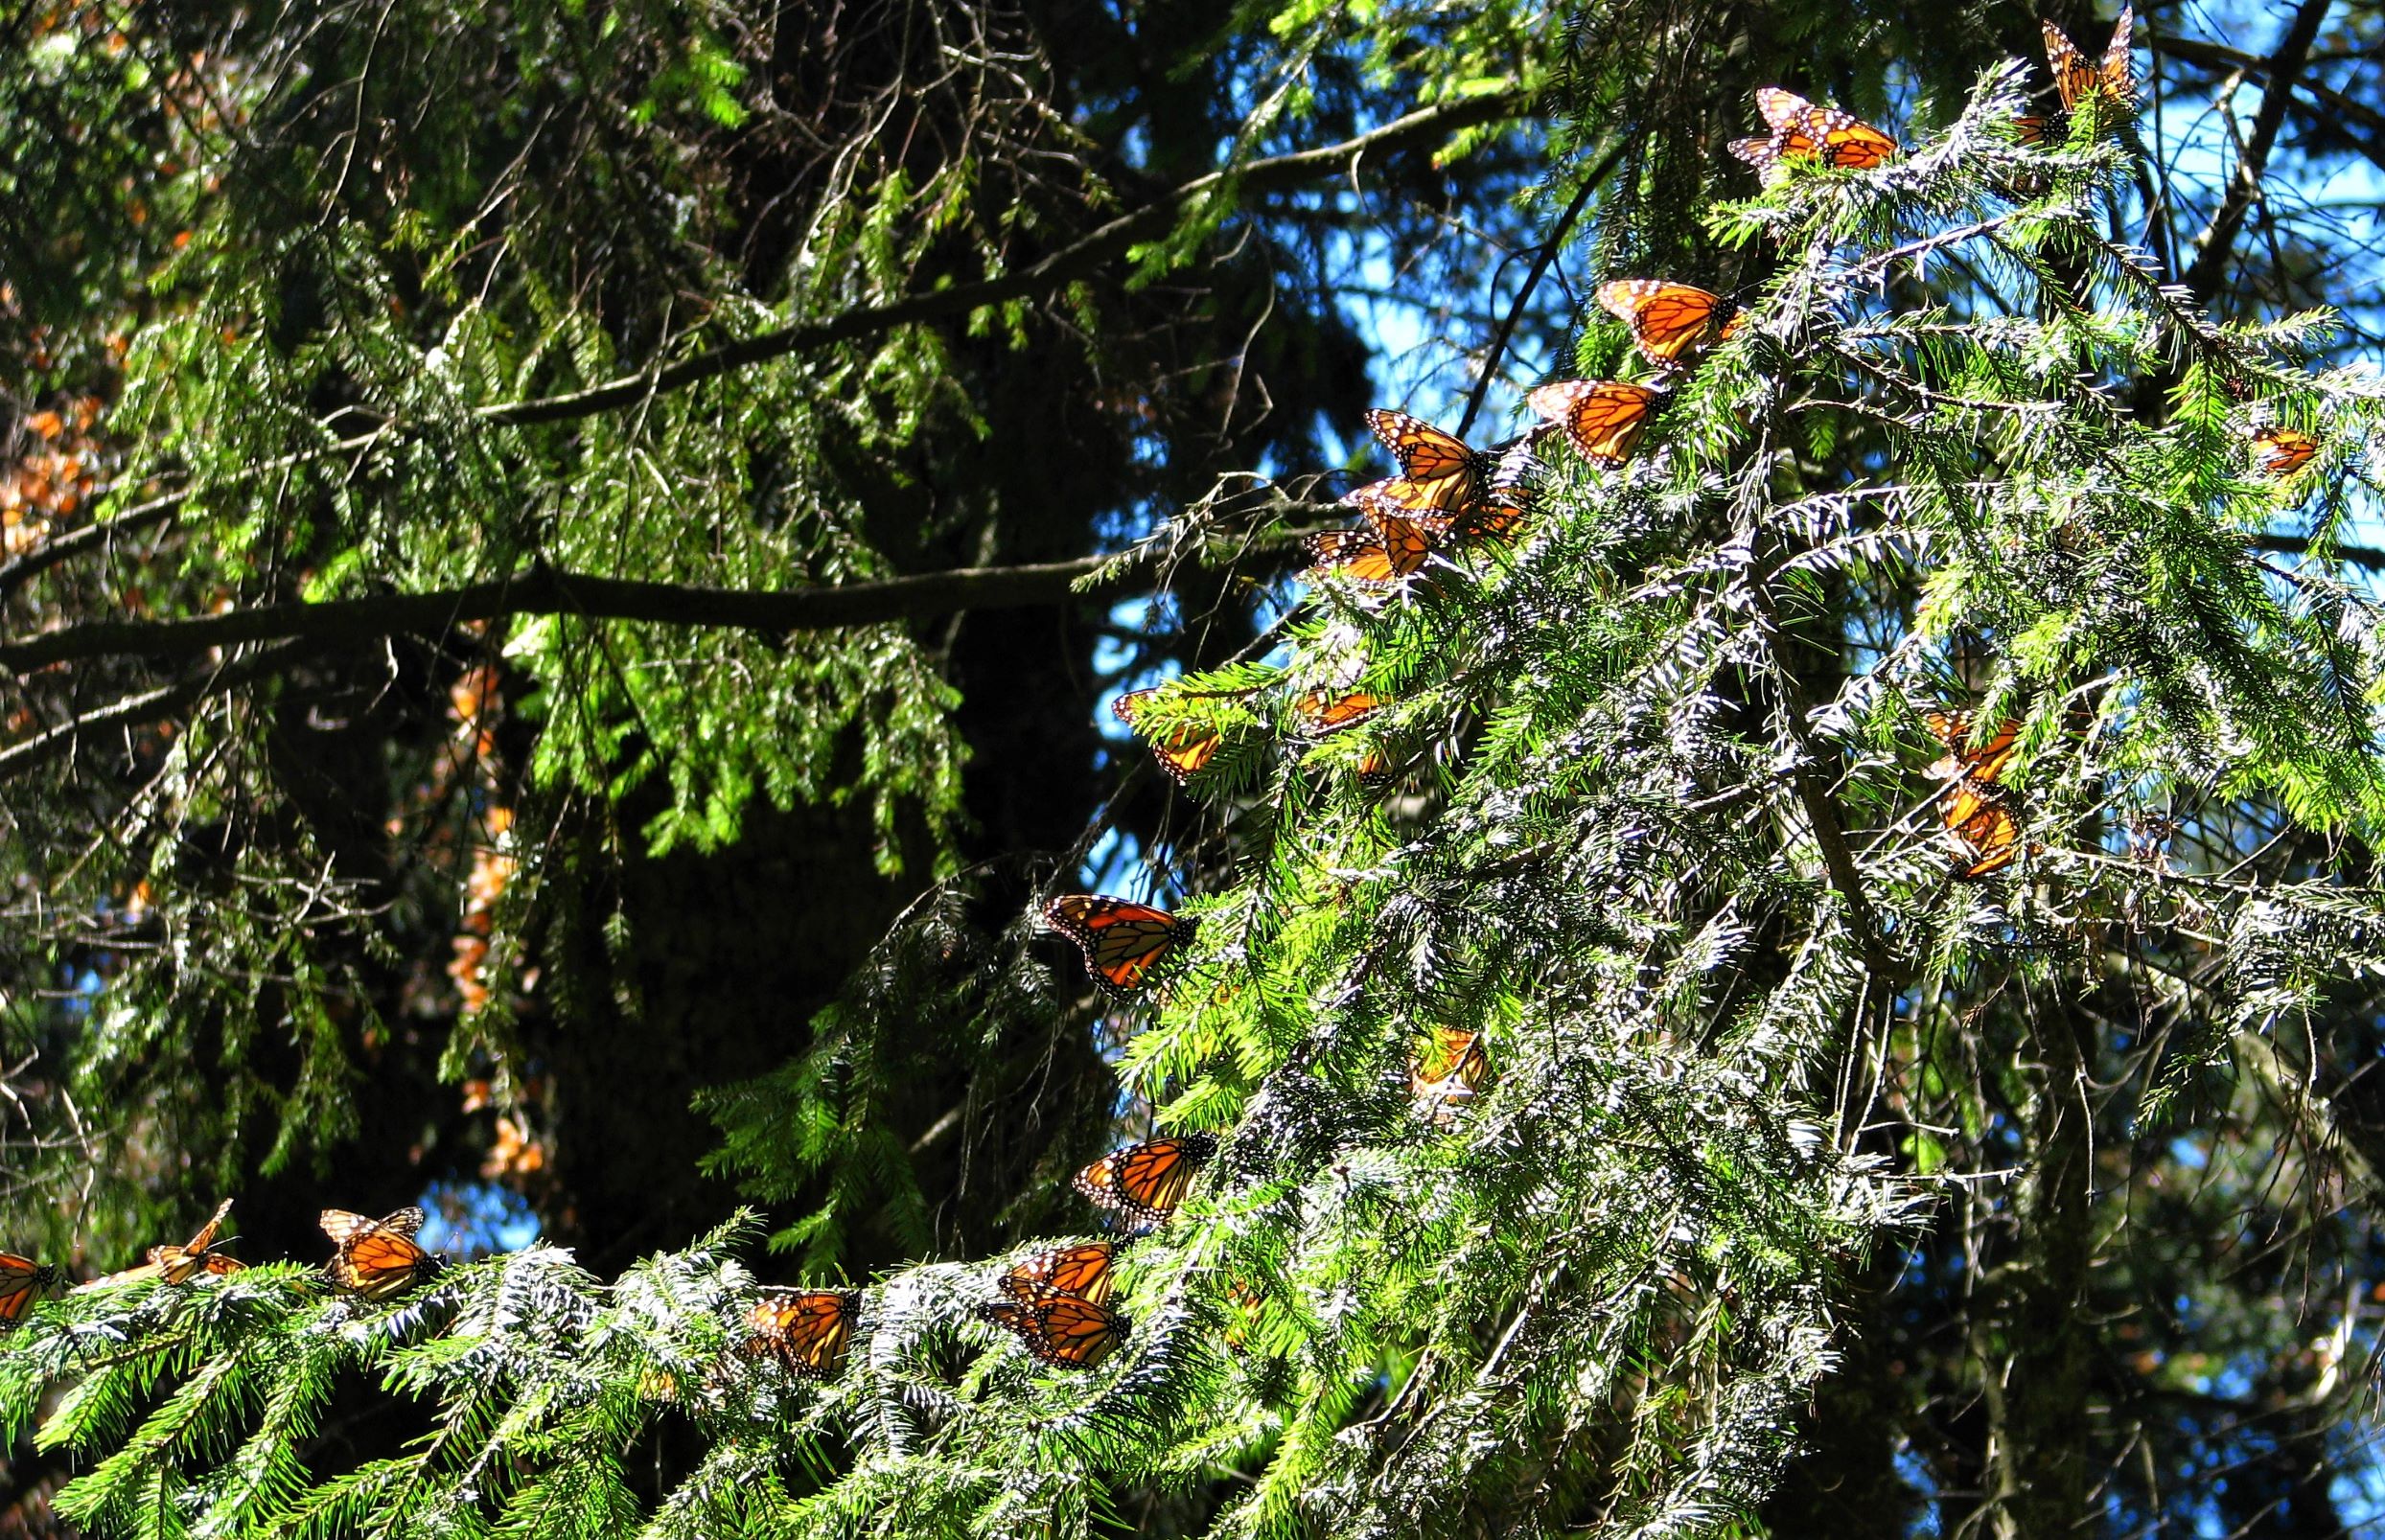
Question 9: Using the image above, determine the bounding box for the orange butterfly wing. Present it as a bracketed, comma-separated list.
[1924, 711, 2022, 788]
[1527, 380, 1660, 465]
[1946, 789, 2023, 878]
[977, 1282, 1131, 1369]
[320, 1207, 431, 1299]
[2251, 426, 2319, 476]
[2044, 7, 2133, 112]
[1440, 437, 1541, 546]
[155, 1198, 240, 1283]
[1365, 409, 1483, 485]
[745, 1288, 860, 1379]
[1073, 1133, 1217, 1225]
[1044, 895, 1193, 992]
[1293, 690, 1385, 735]
[1410, 1027, 1490, 1096]
[81, 1199, 242, 1288]
[1112, 689, 1222, 782]
[1359, 509, 1441, 577]
[0, 1253, 61, 1326]
[1728, 135, 1781, 170]
[1001, 1242, 1117, 1306]
[1411, 1027, 1490, 1124]
[1926, 710, 2031, 877]
[1596, 280, 1730, 365]
[1305, 520, 1433, 587]
[1817, 113, 1898, 169]
[1749, 87, 1897, 170]
[1345, 475, 1466, 523]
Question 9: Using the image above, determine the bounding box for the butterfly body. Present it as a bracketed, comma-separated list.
[1044, 894, 1194, 994]
[1074, 1132, 1217, 1226]
[744, 1288, 860, 1380]
[1527, 380, 1661, 465]
[320, 1206, 434, 1299]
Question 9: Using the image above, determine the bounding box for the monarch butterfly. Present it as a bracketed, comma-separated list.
[1220, 1274, 1267, 1351]
[2018, 9, 2135, 143]
[1596, 281, 1743, 367]
[1945, 783, 2024, 878]
[1355, 744, 1398, 791]
[1000, 1242, 1117, 1306]
[1303, 517, 1437, 586]
[1926, 709, 2040, 876]
[976, 1281, 1131, 1369]
[2046, 6, 2134, 112]
[1343, 475, 1464, 525]
[1364, 409, 1493, 510]
[1112, 689, 1224, 783]
[1459, 438, 1543, 544]
[2251, 425, 2319, 477]
[1526, 380, 1662, 465]
[1731, 88, 1897, 172]
[1292, 690, 1385, 736]
[83, 1198, 243, 1288]
[1409, 1027, 1491, 1123]
[1044, 894, 1195, 993]
[1074, 1132, 1218, 1226]
[319, 1206, 433, 1300]
[0, 1253, 63, 1327]
[744, 1288, 860, 1380]
[1923, 711, 2022, 790]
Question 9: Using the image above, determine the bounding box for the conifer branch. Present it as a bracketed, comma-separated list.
[480, 94, 1526, 428]
[0, 431, 393, 602]
[0, 558, 1114, 675]
[2252, 533, 2385, 571]
[0, 641, 313, 781]
[1743, 584, 1901, 987]
[0, 97, 1519, 602]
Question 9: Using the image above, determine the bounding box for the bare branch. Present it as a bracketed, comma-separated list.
[0, 641, 313, 782]
[0, 555, 1146, 675]
[2150, 33, 2385, 148]
[2178, 0, 2336, 302]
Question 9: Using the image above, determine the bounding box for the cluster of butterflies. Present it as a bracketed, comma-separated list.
[0, 1201, 439, 1327]
[965, 7, 2342, 1367]
[1043, 895, 1488, 1109]
[746, 898, 1496, 1377]
[748, 1131, 1223, 1374]
[7, 9, 2334, 1389]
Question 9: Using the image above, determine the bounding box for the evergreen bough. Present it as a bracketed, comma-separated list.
[9, 57, 2385, 1540]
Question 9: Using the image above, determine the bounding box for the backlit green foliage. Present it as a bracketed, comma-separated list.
[13, 54, 2385, 1536]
